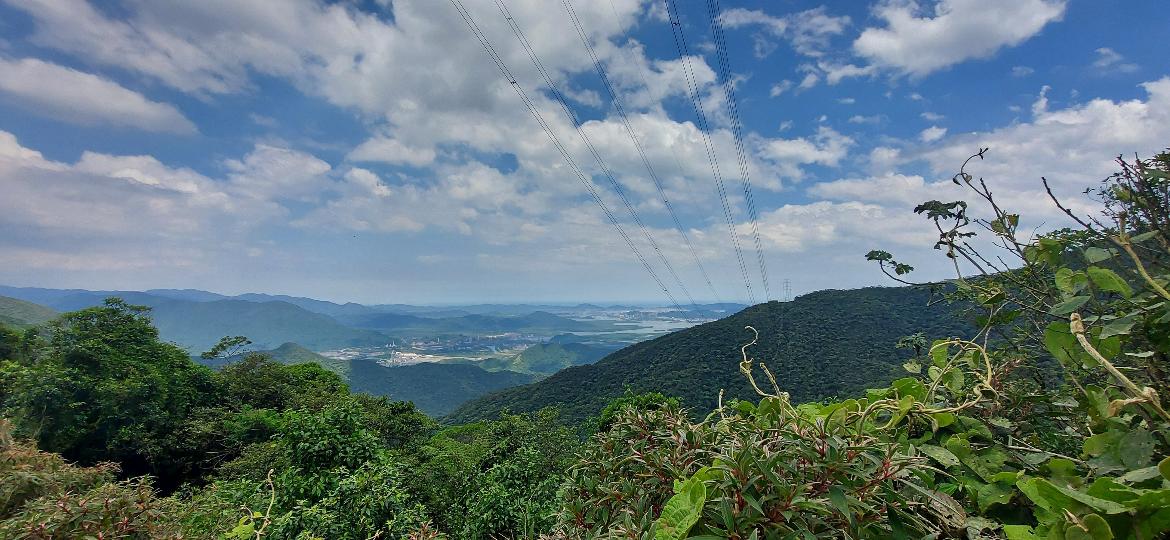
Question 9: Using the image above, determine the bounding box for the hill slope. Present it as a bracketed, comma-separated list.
[346, 361, 538, 416]
[144, 299, 390, 352]
[449, 342, 620, 375]
[200, 343, 536, 416]
[0, 295, 58, 328]
[447, 286, 969, 425]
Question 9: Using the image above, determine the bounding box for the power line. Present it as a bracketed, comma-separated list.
[705, 0, 771, 300]
[558, 0, 722, 306]
[447, 0, 684, 312]
[662, 0, 756, 305]
[493, 0, 696, 307]
[602, 0, 722, 304]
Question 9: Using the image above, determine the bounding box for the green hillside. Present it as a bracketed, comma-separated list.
[447, 285, 970, 425]
[449, 342, 619, 375]
[0, 295, 58, 328]
[201, 342, 351, 377]
[199, 343, 535, 416]
[347, 361, 537, 416]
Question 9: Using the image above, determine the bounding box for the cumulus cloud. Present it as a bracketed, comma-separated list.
[919, 125, 947, 142]
[718, 6, 850, 59]
[759, 126, 853, 182]
[0, 57, 196, 133]
[854, 0, 1067, 76]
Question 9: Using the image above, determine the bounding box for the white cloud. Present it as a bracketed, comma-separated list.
[718, 6, 849, 58]
[0, 57, 196, 133]
[1011, 65, 1035, 77]
[769, 80, 794, 97]
[837, 97, 856, 105]
[759, 126, 853, 181]
[920, 111, 945, 121]
[918, 78, 1170, 217]
[854, 0, 1066, 76]
[848, 114, 883, 125]
[798, 72, 820, 90]
[919, 125, 948, 142]
[1092, 47, 1139, 74]
[348, 136, 437, 167]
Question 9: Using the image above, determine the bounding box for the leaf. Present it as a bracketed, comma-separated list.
[654, 470, 708, 540]
[892, 378, 926, 401]
[1160, 457, 1170, 480]
[1045, 321, 1080, 365]
[1065, 513, 1114, 540]
[919, 444, 961, 468]
[931, 340, 949, 367]
[1099, 315, 1138, 339]
[902, 360, 922, 374]
[1051, 296, 1091, 316]
[1055, 268, 1078, 295]
[1084, 247, 1116, 263]
[1087, 266, 1133, 298]
[1119, 429, 1155, 469]
[1003, 524, 1041, 540]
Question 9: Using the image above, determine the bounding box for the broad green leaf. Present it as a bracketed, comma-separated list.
[1160, 457, 1170, 480]
[654, 470, 708, 540]
[1051, 296, 1091, 316]
[1065, 513, 1114, 540]
[919, 444, 960, 468]
[892, 378, 926, 401]
[1038, 479, 1129, 514]
[931, 340, 950, 367]
[1003, 524, 1040, 540]
[1099, 315, 1137, 339]
[1119, 429, 1155, 469]
[1055, 268, 1078, 295]
[1087, 266, 1133, 298]
[1084, 247, 1116, 263]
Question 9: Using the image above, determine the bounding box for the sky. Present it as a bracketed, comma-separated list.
[0, 0, 1167, 305]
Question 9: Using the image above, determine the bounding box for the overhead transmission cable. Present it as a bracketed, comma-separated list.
[661, 0, 756, 304]
[601, 0, 722, 304]
[556, 0, 722, 305]
[493, 0, 697, 308]
[447, 0, 684, 312]
[705, 0, 771, 300]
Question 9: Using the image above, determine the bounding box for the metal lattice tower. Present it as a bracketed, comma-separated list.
[783, 279, 792, 303]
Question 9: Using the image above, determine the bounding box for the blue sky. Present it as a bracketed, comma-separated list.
[0, 0, 1167, 304]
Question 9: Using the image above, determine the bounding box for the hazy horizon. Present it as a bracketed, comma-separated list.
[2, 0, 1167, 304]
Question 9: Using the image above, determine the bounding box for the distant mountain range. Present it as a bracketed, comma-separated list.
[0, 286, 390, 352]
[447, 286, 971, 425]
[200, 342, 537, 416]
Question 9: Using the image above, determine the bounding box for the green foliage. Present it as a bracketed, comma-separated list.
[0, 298, 218, 490]
[0, 421, 179, 538]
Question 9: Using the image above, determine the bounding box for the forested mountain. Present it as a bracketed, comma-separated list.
[448, 285, 969, 425]
[347, 362, 537, 416]
[199, 342, 536, 416]
[447, 342, 620, 375]
[0, 295, 57, 328]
